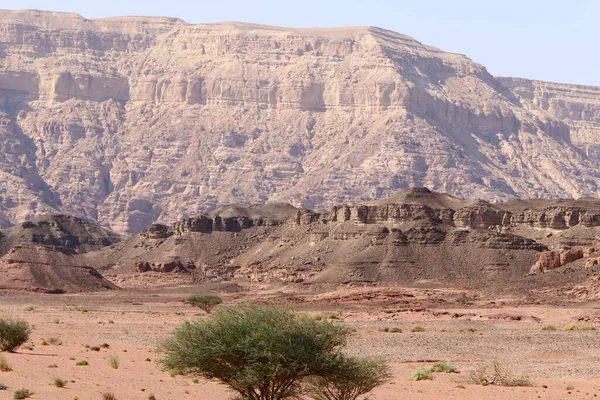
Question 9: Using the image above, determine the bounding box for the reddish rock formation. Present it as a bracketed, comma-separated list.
[530, 244, 600, 274]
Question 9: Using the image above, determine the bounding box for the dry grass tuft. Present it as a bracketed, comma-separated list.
[470, 361, 531, 387]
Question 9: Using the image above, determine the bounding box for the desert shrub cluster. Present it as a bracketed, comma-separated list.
[470, 361, 531, 387]
[409, 361, 459, 381]
[0, 318, 31, 352]
[160, 304, 390, 400]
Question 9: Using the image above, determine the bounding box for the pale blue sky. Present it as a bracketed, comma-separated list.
[1, 0, 598, 85]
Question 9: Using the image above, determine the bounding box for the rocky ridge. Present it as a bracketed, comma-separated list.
[3, 189, 600, 295]
[73, 189, 600, 296]
[0, 10, 600, 232]
[0, 214, 121, 292]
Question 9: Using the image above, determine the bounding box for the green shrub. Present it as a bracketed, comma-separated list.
[14, 389, 32, 399]
[22, 305, 38, 312]
[90, 346, 100, 351]
[107, 354, 120, 369]
[0, 318, 31, 352]
[542, 325, 557, 331]
[562, 324, 596, 331]
[389, 327, 402, 333]
[305, 357, 391, 400]
[470, 361, 531, 386]
[52, 377, 67, 388]
[76, 360, 89, 366]
[185, 295, 223, 313]
[101, 392, 116, 400]
[409, 368, 433, 381]
[160, 304, 350, 400]
[46, 337, 62, 346]
[0, 354, 11, 372]
[411, 325, 425, 333]
[430, 361, 459, 373]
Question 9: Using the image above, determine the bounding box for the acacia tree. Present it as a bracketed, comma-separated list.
[160, 305, 349, 400]
[186, 295, 223, 313]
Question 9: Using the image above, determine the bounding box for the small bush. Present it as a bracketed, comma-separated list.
[542, 325, 557, 331]
[470, 361, 531, 387]
[22, 305, 38, 312]
[0, 318, 31, 352]
[14, 389, 32, 399]
[76, 360, 89, 366]
[0, 354, 11, 372]
[148, 395, 156, 400]
[411, 325, 425, 333]
[430, 361, 459, 373]
[305, 357, 391, 400]
[389, 327, 402, 333]
[90, 346, 100, 351]
[101, 392, 117, 400]
[409, 368, 433, 381]
[100, 343, 110, 349]
[52, 377, 67, 388]
[107, 354, 120, 369]
[185, 295, 222, 313]
[562, 324, 596, 331]
[46, 337, 62, 346]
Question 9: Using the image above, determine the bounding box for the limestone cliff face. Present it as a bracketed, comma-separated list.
[498, 77, 600, 160]
[290, 188, 600, 233]
[1, 10, 600, 232]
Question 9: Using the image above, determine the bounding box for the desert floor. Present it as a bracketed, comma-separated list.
[1, 283, 600, 400]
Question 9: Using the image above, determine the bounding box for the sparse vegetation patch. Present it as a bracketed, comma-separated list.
[0, 318, 31, 352]
[470, 361, 531, 387]
[185, 295, 223, 313]
[409, 368, 433, 381]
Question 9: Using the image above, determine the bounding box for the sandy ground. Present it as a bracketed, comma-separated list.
[0, 285, 600, 400]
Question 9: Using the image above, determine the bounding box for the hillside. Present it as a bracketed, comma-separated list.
[68, 188, 600, 297]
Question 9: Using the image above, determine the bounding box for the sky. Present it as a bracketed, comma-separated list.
[1, 0, 598, 86]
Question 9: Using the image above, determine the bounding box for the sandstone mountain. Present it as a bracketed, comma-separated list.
[1, 10, 600, 233]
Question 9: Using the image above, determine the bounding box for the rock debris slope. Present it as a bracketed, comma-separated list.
[0, 214, 121, 292]
[0, 10, 600, 232]
[80, 188, 600, 295]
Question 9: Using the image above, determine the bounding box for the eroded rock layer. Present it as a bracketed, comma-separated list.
[72, 189, 600, 294]
[0, 10, 600, 232]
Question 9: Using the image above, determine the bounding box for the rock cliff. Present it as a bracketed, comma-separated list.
[1, 10, 600, 232]
[4, 189, 600, 293]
